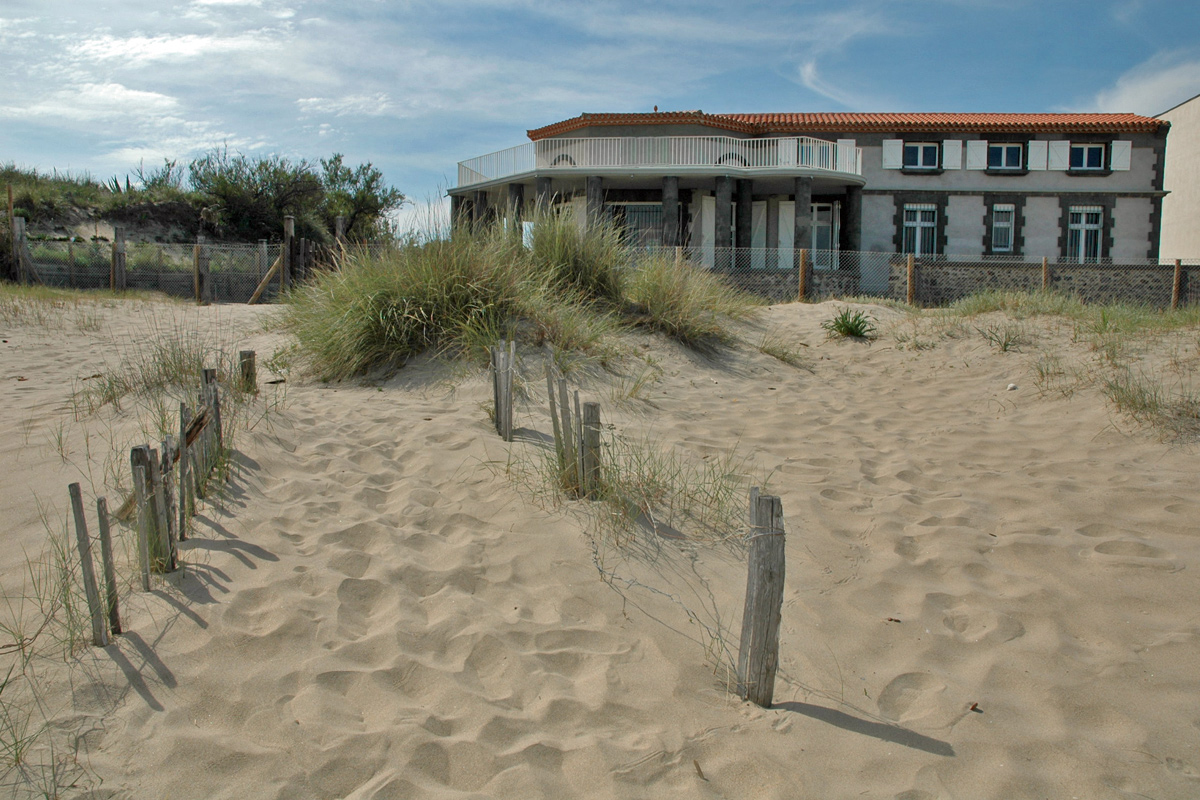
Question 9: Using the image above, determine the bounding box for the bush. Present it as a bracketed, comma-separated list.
[821, 307, 877, 339]
[622, 253, 758, 345]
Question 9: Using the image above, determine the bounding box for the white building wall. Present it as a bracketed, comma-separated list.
[1022, 197, 1061, 259]
[861, 195, 895, 251]
[1159, 93, 1200, 259]
[946, 195, 985, 257]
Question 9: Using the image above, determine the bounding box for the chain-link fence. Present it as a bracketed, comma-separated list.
[634, 245, 1200, 309]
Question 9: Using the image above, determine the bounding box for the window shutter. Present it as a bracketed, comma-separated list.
[882, 139, 903, 169]
[942, 140, 962, 169]
[1110, 140, 1131, 171]
[779, 138, 798, 167]
[965, 140, 988, 170]
[1047, 140, 1070, 171]
[836, 139, 856, 173]
[1027, 140, 1048, 170]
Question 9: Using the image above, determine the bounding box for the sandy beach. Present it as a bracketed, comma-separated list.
[2, 293, 1199, 799]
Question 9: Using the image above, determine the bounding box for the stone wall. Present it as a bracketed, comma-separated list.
[718, 268, 860, 303]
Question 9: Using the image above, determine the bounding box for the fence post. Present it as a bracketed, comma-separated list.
[6, 185, 14, 282]
[68, 483, 108, 647]
[203, 368, 223, 451]
[1042, 256, 1050, 292]
[557, 376, 576, 489]
[258, 239, 269, 280]
[96, 497, 122, 635]
[131, 446, 171, 573]
[545, 359, 564, 470]
[906, 254, 916, 306]
[178, 403, 191, 539]
[737, 492, 785, 707]
[193, 238, 202, 303]
[582, 402, 601, 497]
[112, 226, 126, 292]
[14, 217, 27, 284]
[282, 216, 295, 292]
[132, 464, 152, 591]
[1172, 259, 1183, 310]
[68, 238, 75, 288]
[147, 446, 176, 573]
[239, 350, 257, 394]
[798, 248, 809, 301]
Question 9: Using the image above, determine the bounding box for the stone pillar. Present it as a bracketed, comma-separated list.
[586, 176, 604, 229]
[507, 183, 524, 221]
[715, 176, 733, 249]
[662, 176, 680, 246]
[793, 177, 813, 252]
[840, 185, 863, 256]
[766, 196, 780, 270]
[535, 177, 552, 211]
[736, 179, 753, 250]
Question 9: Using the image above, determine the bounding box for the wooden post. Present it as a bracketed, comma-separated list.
[132, 464, 152, 591]
[68, 238, 75, 288]
[239, 350, 257, 394]
[798, 248, 809, 301]
[160, 437, 178, 553]
[112, 226, 126, 292]
[14, 217, 27, 284]
[6, 185, 14, 283]
[545, 359, 564, 469]
[178, 403, 192, 537]
[906, 253, 916, 306]
[193, 240, 201, 303]
[203, 368, 223, 451]
[737, 493, 785, 707]
[1042, 256, 1050, 292]
[198, 237, 212, 304]
[282, 216, 295, 292]
[147, 447, 176, 573]
[1172, 259, 1183, 310]
[131, 446, 170, 573]
[491, 341, 515, 442]
[557, 377, 576, 488]
[96, 497, 122, 635]
[68, 483, 108, 647]
[582, 402, 601, 497]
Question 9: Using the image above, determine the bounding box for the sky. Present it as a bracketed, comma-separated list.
[2, 0, 1199, 227]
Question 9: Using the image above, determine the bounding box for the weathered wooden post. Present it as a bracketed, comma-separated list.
[6, 185, 15, 282]
[239, 350, 257, 394]
[193, 236, 203, 303]
[112, 226, 127, 292]
[68, 483, 108, 647]
[737, 492, 786, 707]
[95, 497, 122, 635]
[581, 402, 601, 497]
[131, 446, 173, 573]
[147, 447, 176, 573]
[1042, 256, 1050, 292]
[798, 248, 809, 301]
[132, 464, 152, 591]
[545, 360, 564, 469]
[282, 216, 295, 292]
[557, 376, 576, 489]
[160, 437, 178, 551]
[906, 253, 916, 306]
[14, 217, 27, 284]
[573, 391, 585, 496]
[1172, 259, 1183, 310]
[203, 368, 223, 451]
[490, 340, 514, 442]
[199, 236, 212, 304]
[178, 403, 192, 537]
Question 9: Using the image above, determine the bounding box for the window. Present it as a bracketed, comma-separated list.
[1069, 143, 1106, 171]
[902, 204, 938, 256]
[1066, 205, 1103, 262]
[903, 143, 939, 170]
[988, 143, 1023, 170]
[991, 204, 1015, 253]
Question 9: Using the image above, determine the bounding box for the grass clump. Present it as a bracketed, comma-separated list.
[821, 307, 877, 339]
[1103, 368, 1200, 440]
[284, 215, 757, 379]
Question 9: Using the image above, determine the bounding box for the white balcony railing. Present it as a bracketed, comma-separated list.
[456, 135, 862, 188]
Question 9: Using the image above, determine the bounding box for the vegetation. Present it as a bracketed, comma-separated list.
[282, 212, 758, 380]
[821, 307, 877, 339]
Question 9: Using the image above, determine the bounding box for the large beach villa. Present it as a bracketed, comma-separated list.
[449, 110, 1173, 294]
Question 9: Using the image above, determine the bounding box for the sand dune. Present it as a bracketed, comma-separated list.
[2, 295, 1199, 799]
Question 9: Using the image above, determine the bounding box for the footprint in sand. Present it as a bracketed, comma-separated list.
[1166, 757, 1200, 780]
[876, 672, 956, 727]
[336, 578, 387, 639]
[1090, 539, 1178, 571]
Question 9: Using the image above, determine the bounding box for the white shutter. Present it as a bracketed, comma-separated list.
[1027, 140, 1048, 170]
[942, 140, 962, 169]
[965, 140, 988, 170]
[1048, 140, 1070, 171]
[1110, 140, 1131, 171]
[836, 139, 856, 173]
[882, 139, 903, 169]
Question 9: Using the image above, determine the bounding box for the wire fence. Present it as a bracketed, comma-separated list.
[636, 245, 1200, 309]
[11, 235, 1200, 310]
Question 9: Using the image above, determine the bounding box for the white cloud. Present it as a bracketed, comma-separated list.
[297, 94, 396, 118]
[1079, 51, 1200, 115]
[4, 82, 180, 123]
[70, 33, 276, 65]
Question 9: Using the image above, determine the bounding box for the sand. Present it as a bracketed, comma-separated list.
[2, 294, 1199, 799]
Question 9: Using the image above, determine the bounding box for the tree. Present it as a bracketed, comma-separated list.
[320, 154, 405, 240]
[188, 147, 324, 240]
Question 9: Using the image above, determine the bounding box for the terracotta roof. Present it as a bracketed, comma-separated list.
[528, 111, 1166, 139]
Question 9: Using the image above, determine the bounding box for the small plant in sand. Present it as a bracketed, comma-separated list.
[976, 321, 1030, 353]
[756, 329, 810, 367]
[821, 308, 876, 339]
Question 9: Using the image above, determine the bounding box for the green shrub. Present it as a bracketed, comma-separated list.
[821, 308, 877, 339]
[622, 253, 757, 345]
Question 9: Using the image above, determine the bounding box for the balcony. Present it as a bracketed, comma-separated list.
[456, 135, 863, 189]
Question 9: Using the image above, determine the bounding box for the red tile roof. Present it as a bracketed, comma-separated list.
[527, 111, 1166, 139]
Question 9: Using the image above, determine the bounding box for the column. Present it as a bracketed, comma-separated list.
[793, 177, 813, 253]
[840, 185, 863, 256]
[662, 176, 680, 247]
[586, 176, 604, 229]
[507, 183, 524, 221]
[715, 177, 733, 270]
[736, 179, 753, 251]
[473, 190, 489, 225]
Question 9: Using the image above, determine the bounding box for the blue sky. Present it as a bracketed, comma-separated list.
[1, 0, 1198, 226]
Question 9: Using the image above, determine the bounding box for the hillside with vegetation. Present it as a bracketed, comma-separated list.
[1, 149, 405, 250]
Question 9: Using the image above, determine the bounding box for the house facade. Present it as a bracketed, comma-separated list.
[1157, 92, 1200, 260]
[449, 111, 1169, 292]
